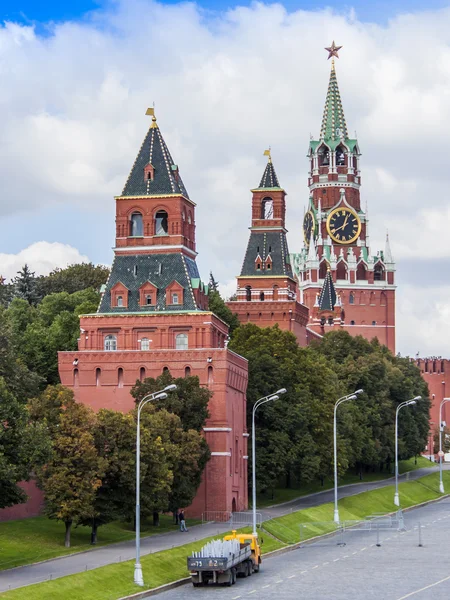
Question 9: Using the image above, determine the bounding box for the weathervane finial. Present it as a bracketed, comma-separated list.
[146, 105, 158, 128]
[263, 147, 272, 163]
[325, 41, 342, 60]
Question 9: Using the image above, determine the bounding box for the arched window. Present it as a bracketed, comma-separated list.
[261, 197, 273, 219]
[140, 367, 146, 382]
[260, 292, 265, 301]
[349, 292, 355, 305]
[336, 261, 347, 281]
[372, 320, 377, 326]
[117, 295, 123, 307]
[370, 292, 376, 305]
[208, 366, 214, 385]
[188, 213, 192, 225]
[145, 294, 152, 306]
[273, 285, 278, 300]
[185, 366, 191, 377]
[140, 337, 150, 351]
[104, 334, 117, 351]
[380, 292, 387, 306]
[336, 145, 346, 166]
[130, 212, 143, 236]
[246, 286, 252, 302]
[319, 261, 328, 279]
[118, 368, 124, 388]
[350, 320, 355, 325]
[356, 263, 367, 281]
[73, 368, 79, 387]
[318, 145, 330, 166]
[175, 333, 188, 350]
[96, 368, 101, 387]
[155, 210, 168, 235]
[374, 264, 385, 281]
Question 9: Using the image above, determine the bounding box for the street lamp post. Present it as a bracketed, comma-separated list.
[439, 398, 450, 494]
[333, 389, 363, 524]
[394, 396, 421, 507]
[252, 388, 287, 536]
[134, 384, 177, 587]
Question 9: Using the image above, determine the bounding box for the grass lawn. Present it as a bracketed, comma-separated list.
[0, 514, 200, 572]
[255, 456, 437, 508]
[262, 470, 450, 545]
[0, 528, 284, 600]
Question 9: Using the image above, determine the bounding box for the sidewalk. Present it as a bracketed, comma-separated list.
[0, 464, 443, 593]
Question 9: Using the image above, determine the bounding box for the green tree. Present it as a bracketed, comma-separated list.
[131, 372, 211, 432]
[13, 265, 38, 305]
[208, 290, 240, 337]
[36, 263, 110, 297]
[230, 324, 342, 493]
[37, 397, 105, 547]
[0, 378, 50, 508]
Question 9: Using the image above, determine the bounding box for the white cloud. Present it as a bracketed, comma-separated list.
[0, 242, 89, 281]
[1, 1, 450, 354]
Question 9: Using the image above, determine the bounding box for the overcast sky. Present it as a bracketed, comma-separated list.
[1, 0, 449, 357]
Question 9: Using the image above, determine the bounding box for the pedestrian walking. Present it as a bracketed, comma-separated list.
[179, 510, 188, 532]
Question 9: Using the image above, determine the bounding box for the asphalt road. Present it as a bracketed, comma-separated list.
[153, 497, 450, 600]
[0, 465, 446, 593]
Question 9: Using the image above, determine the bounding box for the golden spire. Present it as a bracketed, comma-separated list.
[263, 147, 272, 163]
[146, 106, 158, 128]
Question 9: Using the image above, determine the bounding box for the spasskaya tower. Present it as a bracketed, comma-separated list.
[291, 43, 396, 352]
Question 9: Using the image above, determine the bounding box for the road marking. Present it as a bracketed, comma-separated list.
[248, 591, 257, 595]
[360, 547, 367, 551]
[395, 574, 450, 599]
[343, 555, 349, 558]
[275, 580, 283, 583]
[322, 562, 329, 565]
[352, 551, 358, 555]
[232, 596, 241, 599]
[262, 585, 271, 589]
[301, 570, 307, 574]
[288, 575, 296, 579]
[333, 558, 340, 562]
[312, 565, 319, 569]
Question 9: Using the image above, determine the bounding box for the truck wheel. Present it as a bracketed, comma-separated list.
[232, 568, 237, 585]
[253, 564, 260, 573]
[247, 562, 252, 577]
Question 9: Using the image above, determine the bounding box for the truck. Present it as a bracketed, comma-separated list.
[187, 530, 262, 587]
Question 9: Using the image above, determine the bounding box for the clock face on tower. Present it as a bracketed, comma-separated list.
[303, 210, 315, 245]
[326, 207, 361, 244]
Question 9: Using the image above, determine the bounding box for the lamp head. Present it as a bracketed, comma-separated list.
[164, 384, 177, 392]
[354, 389, 364, 395]
[276, 388, 287, 395]
[408, 400, 416, 406]
[413, 396, 421, 401]
[155, 392, 168, 400]
[348, 395, 357, 401]
[268, 395, 280, 402]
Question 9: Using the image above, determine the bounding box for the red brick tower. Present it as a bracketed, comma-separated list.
[58, 110, 248, 516]
[227, 152, 309, 345]
[291, 46, 396, 353]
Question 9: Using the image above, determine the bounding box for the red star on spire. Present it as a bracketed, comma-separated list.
[0, 276, 5, 285]
[325, 41, 342, 60]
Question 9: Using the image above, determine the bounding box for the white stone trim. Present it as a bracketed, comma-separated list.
[243, 456, 249, 460]
[203, 427, 232, 432]
[114, 244, 197, 258]
[243, 433, 250, 438]
[211, 451, 232, 457]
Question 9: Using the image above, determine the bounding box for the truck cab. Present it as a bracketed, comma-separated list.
[223, 530, 262, 572]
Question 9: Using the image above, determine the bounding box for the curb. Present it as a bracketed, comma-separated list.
[118, 578, 191, 600]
